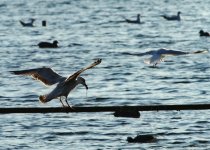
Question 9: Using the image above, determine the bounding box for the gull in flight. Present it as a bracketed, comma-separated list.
[161, 11, 181, 21]
[123, 48, 208, 67]
[19, 18, 35, 27]
[10, 59, 102, 107]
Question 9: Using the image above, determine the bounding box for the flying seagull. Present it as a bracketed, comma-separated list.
[123, 48, 208, 67]
[19, 18, 35, 27]
[161, 11, 181, 21]
[10, 59, 102, 107]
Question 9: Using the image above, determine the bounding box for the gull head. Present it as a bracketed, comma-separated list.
[77, 76, 88, 90]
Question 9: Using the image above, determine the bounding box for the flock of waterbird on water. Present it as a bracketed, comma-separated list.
[12, 11, 209, 108]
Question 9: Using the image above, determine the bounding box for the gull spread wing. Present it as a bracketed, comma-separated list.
[160, 49, 208, 56]
[122, 51, 156, 57]
[191, 50, 209, 54]
[159, 49, 188, 56]
[65, 59, 102, 82]
[10, 67, 64, 86]
[138, 50, 157, 56]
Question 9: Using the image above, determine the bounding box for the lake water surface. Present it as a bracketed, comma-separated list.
[0, 0, 210, 149]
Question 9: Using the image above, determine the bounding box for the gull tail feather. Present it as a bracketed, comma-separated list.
[144, 58, 152, 65]
[144, 56, 163, 65]
[39, 95, 50, 103]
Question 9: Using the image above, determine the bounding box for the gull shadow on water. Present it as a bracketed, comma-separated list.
[94, 97, 111, 102]
[147, 66, 161, 69]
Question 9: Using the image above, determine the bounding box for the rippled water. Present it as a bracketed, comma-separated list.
[1, 0, 210, 149]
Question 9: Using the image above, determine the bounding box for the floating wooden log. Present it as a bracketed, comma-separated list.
[0, 104, 210, 114]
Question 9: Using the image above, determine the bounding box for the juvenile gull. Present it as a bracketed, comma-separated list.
[161, 11, 181, 21]
[10, 59, 102, 107]
[123, 48, 208, 67]
[19, 18, 35, 27]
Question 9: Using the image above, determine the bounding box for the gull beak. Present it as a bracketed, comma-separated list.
[83, 83, 88, 90]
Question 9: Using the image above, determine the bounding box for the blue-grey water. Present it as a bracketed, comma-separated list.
[0, 0, 210, 149]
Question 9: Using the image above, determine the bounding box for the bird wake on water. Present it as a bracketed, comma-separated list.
[10, 59, 102, 108]
[123, 48, 208, 67]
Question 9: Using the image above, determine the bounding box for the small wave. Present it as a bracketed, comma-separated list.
[197, 140, 209, 144]
[171, 141, 185, 144]
[95, 97, 110, 101]
[173, 81, 191, 84]
[0, 4, 6, 7]
[19, 94, 37, 99]
[54, 131, 89, 136]
[135, 34, 160, 38]
[68, 43, 83, 47]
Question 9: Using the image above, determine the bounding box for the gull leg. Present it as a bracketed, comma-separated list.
[65, 97, 74, 109]
[153, 63, 157, 68]
[65, 97, 71, 108]
[59, 97, 66, 107]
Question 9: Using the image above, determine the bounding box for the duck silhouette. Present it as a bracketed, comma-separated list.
[127, 134, 156, 143]
[199, 30, 210, 37]
[38, 40, 58, 48]
[161, 11, 181, 21]
[19, 18, 35, 27]
[124, 14, 141, 24]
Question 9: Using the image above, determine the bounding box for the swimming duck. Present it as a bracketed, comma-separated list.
[127, 134, 156, 143]
[125, 14, 141, 24]
[161, 11, 181, 21]
[19, 18, 35, 27]
[38, 40, 58, 48]
[199, 30, 210, 37]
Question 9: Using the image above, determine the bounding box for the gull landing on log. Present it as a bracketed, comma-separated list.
[122, 48, 208, 67]
[10, 59, 102, 108]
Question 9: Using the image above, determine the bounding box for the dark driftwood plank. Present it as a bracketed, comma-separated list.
[0, 104, 210, 114]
